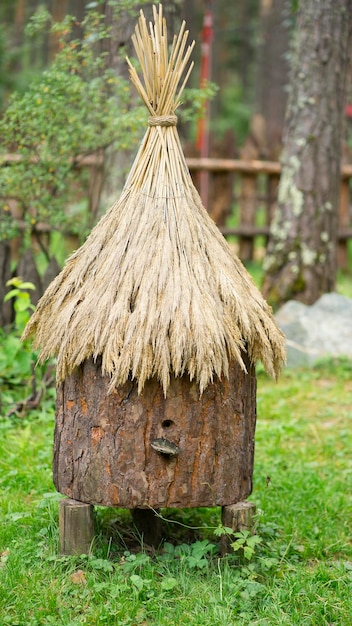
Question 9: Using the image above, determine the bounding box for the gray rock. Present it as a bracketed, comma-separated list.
[275, 293, 352, 367]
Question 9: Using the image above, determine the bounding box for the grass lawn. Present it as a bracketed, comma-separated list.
[0, 356, 351, 625]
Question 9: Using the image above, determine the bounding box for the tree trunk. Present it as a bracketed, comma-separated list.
[263, 0, 352, 307]
[254, 0, 291, 159]
[0, 242, 13, 327]
[16, 249, 42, 305]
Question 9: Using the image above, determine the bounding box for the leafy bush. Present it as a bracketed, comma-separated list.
[0, 278, 53, 418]
[0, 2, 217, 251]
[0, 5, 146, 246]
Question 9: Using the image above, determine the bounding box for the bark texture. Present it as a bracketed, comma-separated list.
[0, 242, 12, 326]
[54, 356, 256, 509]
[263, 0, 352, 306]
[255, 0, 290, 158]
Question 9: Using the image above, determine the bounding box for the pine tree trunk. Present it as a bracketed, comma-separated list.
[255, 0, 290, 159]
[263, 0, 352, 307]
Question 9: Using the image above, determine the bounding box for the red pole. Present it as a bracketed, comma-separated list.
[196, 4, 213, 210]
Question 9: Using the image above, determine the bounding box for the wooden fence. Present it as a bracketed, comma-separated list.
[1, 154, 351, 326]
[2, 154, 352, 269]
[187, 157, 352, 270]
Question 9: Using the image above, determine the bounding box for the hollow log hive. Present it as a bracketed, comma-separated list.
[24, 6, 285, 515]
[54, 355, 256, 509]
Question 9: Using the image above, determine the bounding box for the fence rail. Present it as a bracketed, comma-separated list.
[186, 156, 352, 178]
[2, 154, 352, 268]
[187, 157, 352, 269]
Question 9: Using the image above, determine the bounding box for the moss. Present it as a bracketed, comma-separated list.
[291, 272, 306, 294]
[278, 156, 304, 218]
[264, 284, 281, 310]
[301, 244, 317, 266]
[265, 270, 307, 309]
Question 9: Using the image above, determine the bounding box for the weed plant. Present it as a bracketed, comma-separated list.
[1, 355, 351, 624]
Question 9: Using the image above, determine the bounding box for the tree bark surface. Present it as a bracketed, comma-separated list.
[263, 0, 352, 306]
[54, 356, 256, 509]
[255, 0, 290, 158]
[0, 242, 12, 326]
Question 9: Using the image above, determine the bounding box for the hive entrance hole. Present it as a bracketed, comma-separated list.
[162, 419, 174, 429]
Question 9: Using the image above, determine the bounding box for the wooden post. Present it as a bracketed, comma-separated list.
[131, 508, 162, 547]
[59, 498, 95, 556]
[239, 174, 257, 262]
[207, 133, 236, 227]
[208, 169, 234, 227]
[266, 172, 280, 247]
[221, 501, 256, 555]
[338, 178, 350, 270]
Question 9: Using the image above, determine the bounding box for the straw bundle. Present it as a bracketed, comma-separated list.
[23, 5, 286, 394]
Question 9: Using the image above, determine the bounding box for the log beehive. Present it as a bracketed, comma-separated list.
[54, 356, 256, 509]
[24, 6, 285, 521]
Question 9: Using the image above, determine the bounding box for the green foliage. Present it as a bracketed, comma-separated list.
[178, 81, 219, 146]
[0, 329, 34, 389]
[230, 529, 262, 560]
[180, 80, 219, 128]
[4, 277, 35, 330]
[1, 278, 36, 391]
[0, 5, 146, 245]
[161, 539, 217, 569]
[0, 1, 40, 108]
[0, 278, 51, 418]
[211, 81, 251, 144]
[0, 23, 13, 108]
[0, 2, 217, 249]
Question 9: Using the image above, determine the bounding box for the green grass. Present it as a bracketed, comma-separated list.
[1, 358, 352, 625]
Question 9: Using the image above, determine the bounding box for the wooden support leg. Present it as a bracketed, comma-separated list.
[59, 498, 95, 556]
[131, 508, 162, 547]
[221, 501, 256, 555]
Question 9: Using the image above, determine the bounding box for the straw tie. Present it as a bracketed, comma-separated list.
[148, 115, 178, 127]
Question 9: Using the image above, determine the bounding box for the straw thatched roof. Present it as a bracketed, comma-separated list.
[23, 5, 286, 394]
